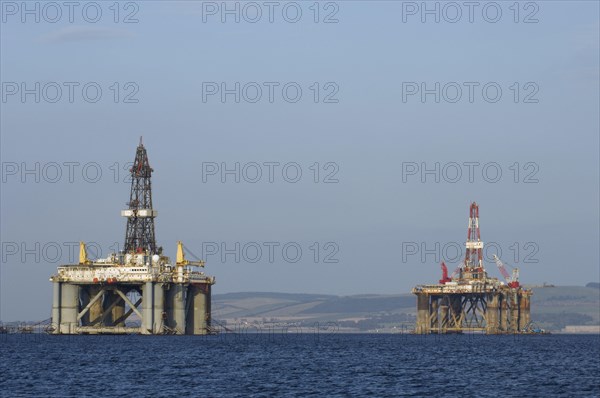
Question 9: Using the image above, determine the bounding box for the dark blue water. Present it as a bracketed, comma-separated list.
[1, 333, 599, 397]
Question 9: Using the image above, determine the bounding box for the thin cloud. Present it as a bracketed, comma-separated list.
[40, 26, 133, 43]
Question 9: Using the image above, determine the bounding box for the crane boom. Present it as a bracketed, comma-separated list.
[450, 265, 460, 279]
[176, 241, 205, 267]
[493, 254, 519, 288]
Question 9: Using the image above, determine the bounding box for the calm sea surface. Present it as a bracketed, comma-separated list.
[1, 333, 599, 397]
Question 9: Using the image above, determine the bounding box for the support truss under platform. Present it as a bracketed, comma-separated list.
[413, 285, 532, 334]
[51, 281, 213, 335]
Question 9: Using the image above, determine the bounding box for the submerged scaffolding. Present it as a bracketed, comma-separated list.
[412, 202, 533, 334]
[50, 139, 215, 335]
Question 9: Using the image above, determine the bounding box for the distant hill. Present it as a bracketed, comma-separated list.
[301, 295, 415, 314]
[585, 282, 600, 289]
[530, 285, 600, 330]
[213, 285, 600, 332]
[214, 292, 336, 302]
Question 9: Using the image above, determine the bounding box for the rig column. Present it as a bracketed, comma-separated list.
[153, 283, 164, 334]
[142, 282, 154, 334]
[500, 295, 509, 332]
[415, 293, 430, 334]
[60, 283, 79, 334]
[166, 284, 186, 334]
[520, 291, 531, 331]
[486, 293, 499, 334]
[187, 284, 211, 335]
[510, 293, 520, 333]
[51, 282, 61, 333]
[439, 297, 449, 332]
[430, 298, 439, 332]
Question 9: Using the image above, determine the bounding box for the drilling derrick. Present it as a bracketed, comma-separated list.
[461, 202, 486, 280]
[412, 202, 533, 334]
[123, 138, 157, 255]
[49, 140, 215, 335]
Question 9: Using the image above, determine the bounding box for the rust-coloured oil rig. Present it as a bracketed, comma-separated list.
[412, 202, 533, 334]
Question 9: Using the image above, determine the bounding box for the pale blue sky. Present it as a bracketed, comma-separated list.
[1, 1, 598, 320]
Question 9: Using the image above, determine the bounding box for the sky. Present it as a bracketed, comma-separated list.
[0, 0, 598, 321]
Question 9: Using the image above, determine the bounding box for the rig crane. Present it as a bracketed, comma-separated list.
[176, 241, 205, 267]
[439, 262, 462, 283]
[493, 254, 520, 288]
[439, 262, 452, 284]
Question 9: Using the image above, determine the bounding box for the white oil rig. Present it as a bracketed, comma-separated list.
[50, 138, 215, 335]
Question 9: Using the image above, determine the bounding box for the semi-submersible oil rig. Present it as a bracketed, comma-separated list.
[50, 139, 215, 335]
[412, 202, 533, 334]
